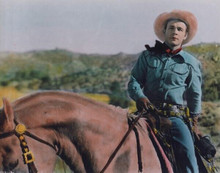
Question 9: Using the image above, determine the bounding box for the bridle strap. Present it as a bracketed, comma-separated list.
[24, 131, 56, 150]
[13, 120, 56, 150]
[0, 128, 55, 150]
[27, 160, 38, 173]
[0, 120, 56, 173]
[0, 130, 15, 139]
[15, 128, 38, 173]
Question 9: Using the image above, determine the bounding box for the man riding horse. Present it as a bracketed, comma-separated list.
[128, 10, 201, 173]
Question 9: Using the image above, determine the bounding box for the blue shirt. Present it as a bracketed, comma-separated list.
[128, 41, 202, 115]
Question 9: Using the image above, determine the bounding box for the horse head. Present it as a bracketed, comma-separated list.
[0, 91, 170, 173]
[0, 98, 26, 172]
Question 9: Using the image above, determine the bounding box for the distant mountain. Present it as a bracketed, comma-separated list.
[0, 43, 219, 100]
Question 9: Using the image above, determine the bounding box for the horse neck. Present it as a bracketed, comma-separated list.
[12, 91, 128, 129]
[12, 91, 129, 172]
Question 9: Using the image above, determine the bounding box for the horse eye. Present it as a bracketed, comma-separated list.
[4, 146, 12, 153]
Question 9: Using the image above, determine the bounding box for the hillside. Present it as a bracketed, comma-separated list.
[184, 43, 220, 101]
[0, 49, 137, 94]
[0, 44, 219, 100]
[0, 43, 220, 168]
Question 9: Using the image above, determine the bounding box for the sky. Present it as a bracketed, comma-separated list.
[0, 0, 220, 54]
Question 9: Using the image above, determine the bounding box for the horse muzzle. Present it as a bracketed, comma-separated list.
[2, 159, 19, 172]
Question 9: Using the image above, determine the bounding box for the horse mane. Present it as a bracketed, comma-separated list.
[11, 90, 129, 117]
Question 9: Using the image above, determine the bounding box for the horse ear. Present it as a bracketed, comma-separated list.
[2, 98, 14, 122]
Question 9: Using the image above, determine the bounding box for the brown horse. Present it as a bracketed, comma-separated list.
[0, 91, 172, 173]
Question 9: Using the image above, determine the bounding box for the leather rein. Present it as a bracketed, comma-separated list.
[0, 120, 56, 173]
[100, 111, 144, 173]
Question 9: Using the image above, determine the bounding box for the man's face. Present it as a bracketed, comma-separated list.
[164, 20, 188, 49]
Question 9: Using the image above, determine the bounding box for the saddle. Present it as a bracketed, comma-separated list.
[141, 112, 178, 172]
[142, 106, 217, 173]
[128, 113, 173, 173]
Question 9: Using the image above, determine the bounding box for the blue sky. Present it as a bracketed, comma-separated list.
[0, 0, 220, 54]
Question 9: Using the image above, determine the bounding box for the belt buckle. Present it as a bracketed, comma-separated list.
[170, 111, 175, 116]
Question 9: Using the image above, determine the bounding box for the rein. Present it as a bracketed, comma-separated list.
[0, 120, 56, 173]
[100, 111, 144, 173]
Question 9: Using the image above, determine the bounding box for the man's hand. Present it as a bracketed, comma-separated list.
[136, 97, 151, 112]
[192, 116, 202, 139]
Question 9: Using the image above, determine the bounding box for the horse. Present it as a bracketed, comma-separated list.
[0, 91, 172, 173]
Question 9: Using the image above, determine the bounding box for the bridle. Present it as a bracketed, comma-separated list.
[0, 111, 145, 173]
[0, 120, 56, 173]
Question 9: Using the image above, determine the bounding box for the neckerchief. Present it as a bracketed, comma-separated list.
[145, 40, 182, 55]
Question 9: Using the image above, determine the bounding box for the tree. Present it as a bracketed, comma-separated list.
[109, 81, 130, 108]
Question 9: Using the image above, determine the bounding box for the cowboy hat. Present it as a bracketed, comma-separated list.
[154, 10, 198, 44]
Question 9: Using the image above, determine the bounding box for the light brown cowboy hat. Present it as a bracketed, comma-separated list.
[154, 10, 198, 44]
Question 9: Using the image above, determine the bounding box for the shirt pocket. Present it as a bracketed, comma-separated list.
[146, 57, 161, 84]
[170, 63, 188, 75]
[146, 57, 160, 68]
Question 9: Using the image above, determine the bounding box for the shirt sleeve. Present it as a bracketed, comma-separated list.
[185, 60, 202, 117]
[127, 51, 148, 101]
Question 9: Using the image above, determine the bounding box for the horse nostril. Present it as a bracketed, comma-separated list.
[10, 159, 19, 170]
[3, 159, 19, 171]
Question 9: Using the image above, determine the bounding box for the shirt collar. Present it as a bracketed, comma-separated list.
[177, 50, 187, 62]
[163, 43, 182, 55]
[145, 40, 186, 62]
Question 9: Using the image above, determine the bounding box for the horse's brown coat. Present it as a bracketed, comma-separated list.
[0, 91, 163, 172]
